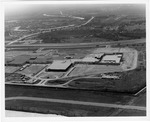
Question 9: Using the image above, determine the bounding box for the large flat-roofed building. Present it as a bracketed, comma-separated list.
[101, 53, 123, 64]
[46, 60, 72, 71]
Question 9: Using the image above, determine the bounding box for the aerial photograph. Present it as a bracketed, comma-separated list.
[4, 2, 146, 117]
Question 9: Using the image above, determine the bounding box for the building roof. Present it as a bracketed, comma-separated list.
[89, 53, 104, 59]
[48, 60, 72, 70]
[101, 54, 122, 63]
[82, 57, 99, 62]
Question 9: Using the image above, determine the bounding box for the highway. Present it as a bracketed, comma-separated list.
[6, 38, 146, 48]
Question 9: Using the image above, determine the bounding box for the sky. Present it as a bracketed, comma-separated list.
[5, 4, 145, 16]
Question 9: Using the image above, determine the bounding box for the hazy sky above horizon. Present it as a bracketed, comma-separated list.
[5, 3, 146, 17]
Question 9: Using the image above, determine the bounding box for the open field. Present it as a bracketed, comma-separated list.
[68, 64, 123, 77]
[5, 99, 120, 116]
[5, 73, 31, 83]
[29, 56, 53, 64]
[5, 66, 20, 73]
[5, 51, 32, 58]
[67, 70, 146, 93]
[5, 50, 51, 58]
[37, 71, 65, 79]
[5, 84, 146, 116]
[5, 48, 95, 64]
[17, 64, 46, 77]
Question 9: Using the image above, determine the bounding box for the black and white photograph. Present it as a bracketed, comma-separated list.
[1, 0, 150, 121]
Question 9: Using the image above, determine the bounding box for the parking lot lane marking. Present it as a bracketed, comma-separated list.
[6, 96, 146, 111]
